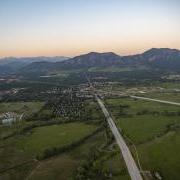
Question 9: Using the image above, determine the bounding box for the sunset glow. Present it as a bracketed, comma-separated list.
[0, 0, 180, 57]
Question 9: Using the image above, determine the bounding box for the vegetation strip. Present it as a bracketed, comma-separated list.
[38, 126, 104, 160]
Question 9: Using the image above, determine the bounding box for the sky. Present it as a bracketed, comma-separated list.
[0, 0, 180, 57]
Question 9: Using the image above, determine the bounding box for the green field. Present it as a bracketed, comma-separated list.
[0, 123, 130, 180]
[160, 82, 180, 89]
[146, 92, 180, 103]
[138, 131, 180, 180]
[0, 101, 44, 139]
[0, 101, 44, 115]
[15, 123, 96, 156]
[1, 85, 180, 180]
[0, 122, 101, 179]
[117, 115, 180, 144]
[4, 122, 96, 156]
[106, 97, 180, 114]
[27, 132, 130, 180]
[27, 131, 106, 180]
[0, 121, 34, 139]
[134, 81, 180, 102]
[105, 97, 180, 179]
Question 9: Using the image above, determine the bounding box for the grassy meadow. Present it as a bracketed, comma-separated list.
[105, 96, 180, 179]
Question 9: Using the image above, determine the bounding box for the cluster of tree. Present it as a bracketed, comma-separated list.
[38, 89, 103, 122]
[25, 87, 105, 124]
[74, 118, 124, 180]
[51, 93, 85, 120]
[75, 142, 124, 179]
[75, 149, 108, 180]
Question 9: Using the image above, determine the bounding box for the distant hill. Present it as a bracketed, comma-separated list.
[19, 52, 122, 75]
[62, 52, 121, 68]
[122, 48, 180, 70]
[0, 56, 69, 75]
[141, 48, 180, 70]
[1, 48, 180, 76]
[0, 56, 69, 65]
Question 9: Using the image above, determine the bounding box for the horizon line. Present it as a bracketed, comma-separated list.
[0, 47, 180, 59]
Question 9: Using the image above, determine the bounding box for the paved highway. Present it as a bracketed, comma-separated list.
[95, 95, 143, 180]
[130, 95, 180, 106]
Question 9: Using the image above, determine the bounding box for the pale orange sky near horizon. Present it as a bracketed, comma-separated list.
[0, 0, 180, 58]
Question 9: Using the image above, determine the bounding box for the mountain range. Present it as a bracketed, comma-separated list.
[0, 56, 69, 75]
[0, 48, 180, 76]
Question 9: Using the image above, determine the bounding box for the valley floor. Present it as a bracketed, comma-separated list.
[0, 76, 180, 180]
